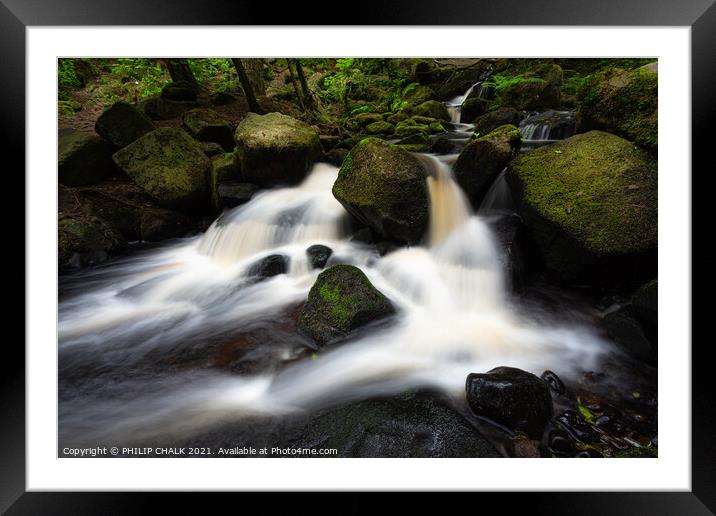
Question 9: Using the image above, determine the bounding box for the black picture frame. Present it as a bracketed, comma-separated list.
[5, 0, 711, 512]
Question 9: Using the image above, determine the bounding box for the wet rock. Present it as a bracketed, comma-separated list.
[466, 366, 553, 439]
[454, 125, 522, 205]
[247, 254, 288, 279]
[506, 131, 657, 288]
[235, 112, 321, 186]
[603, 306, 656, 363]
[410, 100, 450, 122]
[58, 215, 126, 270]
[428, 135, 465, 155]
[182, 108, 235, 152]
[332, 138, 429, 245]
[94, 101, 155, 148]
[460, 98, 489, 123]
[306, 244, 333, 270]
[472, 107, 526, 135]
[540, 370, 566, 395]
[112, 127, 211, 213]
[58, 128, 115, 186]
[631, 278, 657, 327]
[323, 147, 349, 167]
[298, 264, 395, 346]
[216, 181, 259, 210]
[519, 110, 576, 141]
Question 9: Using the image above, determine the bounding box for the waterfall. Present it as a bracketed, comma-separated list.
[445, 81, 482, 125]
[519, 110, 576, 143]
[58, 160, 610, 445]
[479, 168, 514, 213]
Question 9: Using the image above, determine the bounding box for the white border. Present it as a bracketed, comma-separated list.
[27, 27, 691, 491]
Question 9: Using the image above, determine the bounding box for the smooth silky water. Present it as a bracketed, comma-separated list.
[58, 154, 614, 445]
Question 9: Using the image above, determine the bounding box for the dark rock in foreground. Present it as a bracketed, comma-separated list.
[247, 254, 289, 279]
[298, 264, 395, 346]
[306, 244, 333, 270]
[466, 366, 553, 439]
[603, 306, 656, 364]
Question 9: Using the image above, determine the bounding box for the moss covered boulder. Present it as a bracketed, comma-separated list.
[411, 100, 450, 122]
[506, 130, 657, 286]
[576, 63, 658, 151]
[460, 98, 489, 123]
[394, 119, 430, 139]
[182, 108, 235, 152]
[58, 129, 115, 186]
[496, 64, 563, 111]
[298, 264, 395, 346]
[94, 101, 155, 149]
[332, 138, 429, 244]
[454, 125, 522, 205]
[473, 107, 525, 135]
[234, 112, 321, 186]
[58, 215, 125, 270]
[112, 127, 211, 213]
[365, 120, 394, 135]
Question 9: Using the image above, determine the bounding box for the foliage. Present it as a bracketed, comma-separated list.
[484, 74, 546, 93]
[187, 58, 239, 93]
[58, 59, 81, 90]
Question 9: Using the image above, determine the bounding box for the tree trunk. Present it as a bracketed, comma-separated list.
[164, 59, 198, 89]
[292, 59, 314, 110]
[243, 59, 266, 96]
[286, 59, 305, 110]
[231, 58, 263, 114]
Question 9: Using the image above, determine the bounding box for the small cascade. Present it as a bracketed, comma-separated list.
[479, 168, 515, 214]
[518, 110, 576, 150]
[445, 81, 481, 125]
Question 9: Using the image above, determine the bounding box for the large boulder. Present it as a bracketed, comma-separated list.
[332, 138, 429, 244]
[454, 125, 522, 205]
[460, 98, 489, 123]
[577, 62, 657, 151]
[234, 112, 321, 186]
[495, 64, 563, 111]
[112, 127, 211, 213]
[138, 94, 200, 121]
[466, 366, 553, 439]
[58, 129, 115, 186]
[58, 215, 125, 270]
[506, 131, 657, 287]
[473, 107, 525, 135]
[94, 101, 155, 148]
[182, 108, 235, 152]
[298, 264, 395, 346]
[410, 100, 450, 122]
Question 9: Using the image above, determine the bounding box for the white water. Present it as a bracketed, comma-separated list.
[59, 159, 610, 443]
[445, 81, 489, 125]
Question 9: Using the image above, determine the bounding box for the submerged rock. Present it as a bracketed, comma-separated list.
[94, 101, 155, 149]
[466, 366, 553, 439]
[306, 244, 333, 270]
[576, 63, 657, 151]
[58, 129, 115, 186]
[112, 127, 211, 213]
[234, 112, 321, 186]
[298, 264, 395, 346]
[454, 125, 522, 205]
[506, 130, 657, 288]
[332, 138, 429, 245]
[247, 254, 289, 279]
[182, 108, 235, 152]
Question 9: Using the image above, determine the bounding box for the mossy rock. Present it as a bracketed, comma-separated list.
[429, 121, 446, 133]
[332, 138, 429, 244]
[352, 112, 384, 127]
[410, 115, 437, 126]
[58, 215, 125, 270]
[460, 98, 489, 123]
[472, 108, 526, 135]
[394, 119, 430, 138]
[94, 101, 155, 149]
[506, 130, 657, 287]
[58, 128, 115, 186]
[454, 124, 522, 205]
[411, 100, 450, 122]
[403, 85, 435, 106]
[298, 264, 395, 346]
[576, 63, 657, 151]
[234, 112, 321, 186]
[209, 152, 241, 210]
[386, 111, 410, 125]
[495, 64, 563, 111]
[112, 127, 211, 213]
[365, 120, 395, 135]
[182, 108, 235, 152]
[139, 95, 199, 121]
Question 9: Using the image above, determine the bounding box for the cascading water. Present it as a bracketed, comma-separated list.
[58, 157, 611, 446]
[518, 110, 577, 150]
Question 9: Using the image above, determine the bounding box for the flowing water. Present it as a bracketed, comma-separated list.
[58, 156, 615, 446]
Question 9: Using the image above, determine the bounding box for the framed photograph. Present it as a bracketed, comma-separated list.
[7, 0, 711, 512]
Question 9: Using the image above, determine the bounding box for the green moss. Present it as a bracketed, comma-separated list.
[508, 131, 657, 254]
[365, 120, 395, 135]
[613, 446, 657, 458]
[411, 100, 450, 122]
